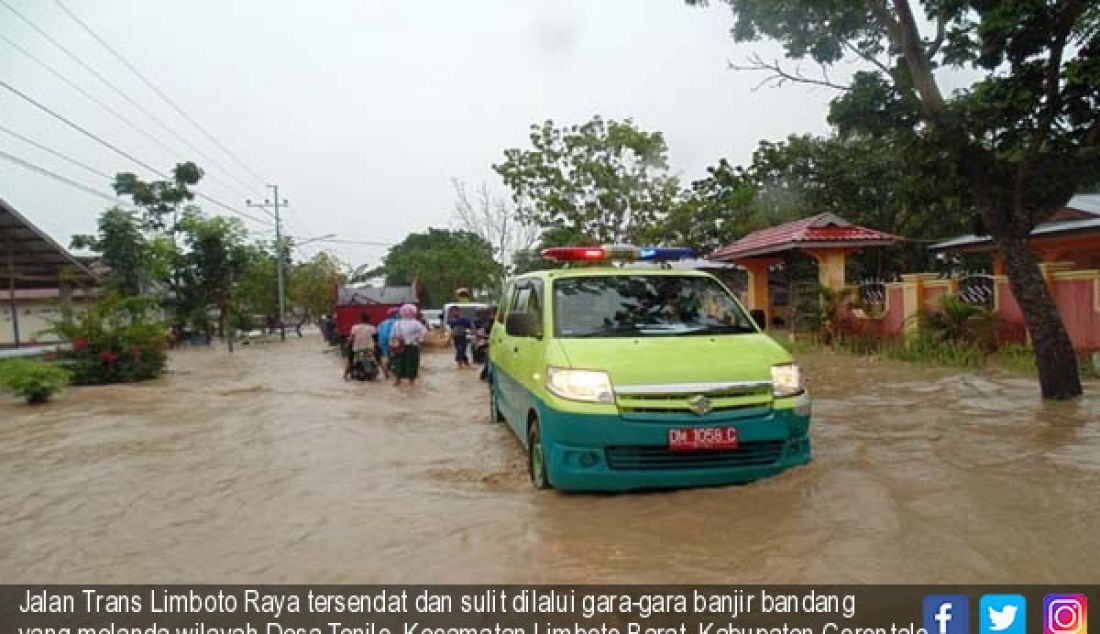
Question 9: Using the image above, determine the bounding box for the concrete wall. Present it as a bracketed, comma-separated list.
[0, 298, 88, 346]
[855, 267, 1100, 352]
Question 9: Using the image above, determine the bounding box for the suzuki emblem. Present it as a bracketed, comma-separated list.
[688, 395, 712, 416]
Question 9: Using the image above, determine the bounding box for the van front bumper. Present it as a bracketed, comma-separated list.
[534, 400, 812, 492]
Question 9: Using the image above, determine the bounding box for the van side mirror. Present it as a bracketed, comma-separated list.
[749, 309, 767, 330]
[506, 312, 533, 337]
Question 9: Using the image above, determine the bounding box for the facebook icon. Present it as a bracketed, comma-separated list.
[924, 595, 970, 634]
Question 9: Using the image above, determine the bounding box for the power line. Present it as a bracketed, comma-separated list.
[0, 146, 122, 205]
[308, 238, 394, 247]
[0, 0, 265, 198]
[0, 82, 273, 226]
[0, 122, 110, 179]
[0, 77, 167, 177]
[0, 31, 251, 200]
[53, 0, 270, 188]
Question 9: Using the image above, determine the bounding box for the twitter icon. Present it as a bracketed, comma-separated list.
[981, 595, 1027, 634]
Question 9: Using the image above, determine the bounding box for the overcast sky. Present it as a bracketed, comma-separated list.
[0, 0, 853, 268]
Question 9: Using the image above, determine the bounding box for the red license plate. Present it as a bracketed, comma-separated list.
[668, 427, 738, 451]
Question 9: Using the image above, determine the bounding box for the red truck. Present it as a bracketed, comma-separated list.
[332, 284, 420, 339]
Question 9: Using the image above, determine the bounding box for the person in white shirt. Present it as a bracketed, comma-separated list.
[343, 312, 377, 380]
[391, 303, 427, 386]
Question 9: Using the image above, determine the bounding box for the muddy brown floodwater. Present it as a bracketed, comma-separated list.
[2, 334, 1098, 582]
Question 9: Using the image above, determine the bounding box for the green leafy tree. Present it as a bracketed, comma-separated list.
[692, 0, 1100, 399]
[290, 252, 346, 320]
[70, 207, 168, 297]
[232, 241, 279, 330]
[510, 226, 597, 276]
[372, 228, 498, 307]
[649, 158, 762, 253]
[747, 134, 971, 274]
[493, 116, 679, 244]
[112, 162, 203, 232]
[177, 211, 250, 349]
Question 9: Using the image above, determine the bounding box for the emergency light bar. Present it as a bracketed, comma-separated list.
[541, 245, 696, 262]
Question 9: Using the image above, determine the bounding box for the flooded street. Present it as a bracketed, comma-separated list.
[2, 334, 1098, 583]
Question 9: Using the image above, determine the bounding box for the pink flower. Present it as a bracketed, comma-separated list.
[98, 350, 118, 363]
[72, 339, 88, 351]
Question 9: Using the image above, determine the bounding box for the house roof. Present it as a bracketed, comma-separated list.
[930, 194, 1100, 252]
[709, 213, 900, 261]
[1066, 193, 1100, 216]
[0, 196, 98, 289]
[336, 285, 418, 306]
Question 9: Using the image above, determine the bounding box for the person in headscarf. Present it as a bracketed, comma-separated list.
[391, 303, 427, 385]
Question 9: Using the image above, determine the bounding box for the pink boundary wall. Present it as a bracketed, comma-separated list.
[860, 270, 1100, 352]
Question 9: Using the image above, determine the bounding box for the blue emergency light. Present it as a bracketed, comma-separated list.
[638, 246, 696, 261]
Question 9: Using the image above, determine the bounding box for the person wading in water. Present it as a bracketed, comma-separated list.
[390, 303, 427, 386]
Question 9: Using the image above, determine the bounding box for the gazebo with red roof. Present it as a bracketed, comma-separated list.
[709, 213, 899, 327]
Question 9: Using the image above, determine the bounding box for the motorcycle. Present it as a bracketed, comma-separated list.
[350, 350, 380, 381]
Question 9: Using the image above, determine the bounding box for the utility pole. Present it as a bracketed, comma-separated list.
[247, 185, 289, 341]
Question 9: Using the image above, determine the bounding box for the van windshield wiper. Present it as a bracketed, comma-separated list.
[568, 323, 669, 337]
[679, 324, 755, 335]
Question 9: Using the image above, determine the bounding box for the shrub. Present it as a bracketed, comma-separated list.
[795, 285, 855, 345]
[918, 294, 1002, 352]
[48, 294, 169, 385]
[0, 358, 71, 404]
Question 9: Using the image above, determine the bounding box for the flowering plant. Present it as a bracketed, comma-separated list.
[49, 295, 168, 384]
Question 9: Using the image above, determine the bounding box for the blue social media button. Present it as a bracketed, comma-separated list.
[925, 595, 971, 634]
[981, 595, 1026, 634]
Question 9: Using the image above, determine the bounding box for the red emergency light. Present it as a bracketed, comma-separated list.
[540, 245, 695, 262]
[541, 246, 612, 261]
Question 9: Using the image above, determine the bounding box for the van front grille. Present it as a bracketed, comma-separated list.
[605, 441, 785, 470]
[616, 391, 772, 416]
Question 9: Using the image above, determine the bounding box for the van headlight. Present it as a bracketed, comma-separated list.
[546, 367, 614, 403]
[771, 363, 804, 398]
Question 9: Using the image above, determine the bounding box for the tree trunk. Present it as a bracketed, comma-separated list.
[995, 234, 1081, 399]
[221, 304, 234, 354]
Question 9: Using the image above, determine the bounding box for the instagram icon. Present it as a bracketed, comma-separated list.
[1045, 595, 1088, 634]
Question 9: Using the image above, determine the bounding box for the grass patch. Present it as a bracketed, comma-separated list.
[778, 332, 1098, 381]
[881, 335, 986, 368]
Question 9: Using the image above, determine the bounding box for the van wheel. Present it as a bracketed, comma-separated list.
[528, 417, 552, 490]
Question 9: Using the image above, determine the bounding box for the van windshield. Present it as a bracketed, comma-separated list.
[552, 275, 757, 338]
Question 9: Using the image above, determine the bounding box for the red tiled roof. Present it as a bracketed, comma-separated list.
[710, 213, 899, 261]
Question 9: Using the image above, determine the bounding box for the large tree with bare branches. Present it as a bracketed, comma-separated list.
[451, 179, 539, 289]
[692, 0, 1100, 399]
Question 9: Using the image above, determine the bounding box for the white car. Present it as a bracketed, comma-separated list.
[420, 309, 444, 329]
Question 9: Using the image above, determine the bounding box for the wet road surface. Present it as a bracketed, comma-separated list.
[2, 335, 1098, 582]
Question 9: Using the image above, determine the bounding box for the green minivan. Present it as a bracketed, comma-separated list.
[489, 247, 812, 492]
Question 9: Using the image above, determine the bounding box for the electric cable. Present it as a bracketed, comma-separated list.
[0, 31, 254, 201]
[0, 122, 110, 179]
[53, 0, 270, 188]
[0, 0, 265, 197]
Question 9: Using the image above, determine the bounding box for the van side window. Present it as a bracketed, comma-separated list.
[511, 287, 531, 317]
[527, 280, 544, 337]
[505, 286, 532, 337]
[497, 284, 513, 324]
